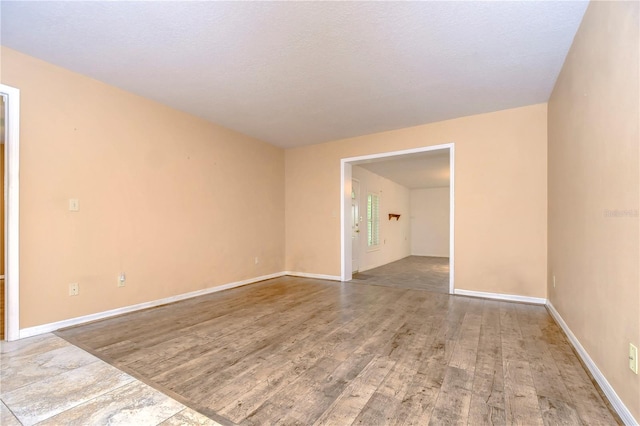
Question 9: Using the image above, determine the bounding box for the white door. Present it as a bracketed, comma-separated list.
[351, 179, 360, 272]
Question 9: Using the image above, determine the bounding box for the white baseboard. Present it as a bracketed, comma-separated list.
[284, 271, 342, 281]
[19, 272, 286, 339]
[546, 301, 637, 426]
[19, 270, 345, 339]
[358, 254, 414, 274]
[453, 289, 546, 305]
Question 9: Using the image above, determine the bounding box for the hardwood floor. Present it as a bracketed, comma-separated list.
[352, 256, 449, 293]
[57, 277, 619, 425]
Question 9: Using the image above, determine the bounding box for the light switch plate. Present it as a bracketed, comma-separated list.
[69, 283, 79, 296]
[69, 198, 79, 211]
[630, 343, 638, 374]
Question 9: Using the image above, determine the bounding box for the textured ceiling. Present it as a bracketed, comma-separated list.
[357, 150, 450, 189]
[1, 1, 587, 148]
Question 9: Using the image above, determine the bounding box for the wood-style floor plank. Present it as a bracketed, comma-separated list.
[468, 300, 506, 425]
[57, 270, 621, 426]
[313, 355, 396, 426]
[208, 288, 413, 422]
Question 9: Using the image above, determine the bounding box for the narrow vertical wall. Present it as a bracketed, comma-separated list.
[548, 1, 639, 420]
[410, 187, 449, 257]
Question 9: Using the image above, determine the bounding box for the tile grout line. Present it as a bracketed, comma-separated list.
[1, 398, 23, 425]
[28, 373, 137, 425]
[0, 357, 102, 398]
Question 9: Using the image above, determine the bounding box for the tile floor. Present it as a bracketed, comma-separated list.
[1, 333, 221, 425]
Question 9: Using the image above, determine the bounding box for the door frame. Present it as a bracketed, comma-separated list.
[340, 143, 455, 294]
[1, 84, 21, 341]
[351, 178, 360, 273]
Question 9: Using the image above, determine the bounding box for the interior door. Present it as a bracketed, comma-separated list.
[351, 179, 360, 273]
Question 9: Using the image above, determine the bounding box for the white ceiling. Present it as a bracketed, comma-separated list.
[1, 1, 588, 148]
[356, 150, 450, 189]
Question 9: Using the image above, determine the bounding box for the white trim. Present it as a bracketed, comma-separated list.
[340, 143, 455, 294]
[284, 271, 342, 281]
[1, 84, 20, 341]
[340, 143, 454, 164]
[18, 270, 348, 339]
[454, 289, 546, 305]
[448, 144, 455, 294]
[351, 177, 361, 273]
[19, 272, 285, 339]
[546, 301, 637, 426]
[340, 161, 352, 282]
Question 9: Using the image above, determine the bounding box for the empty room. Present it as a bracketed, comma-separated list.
[1, 1, 638, 425]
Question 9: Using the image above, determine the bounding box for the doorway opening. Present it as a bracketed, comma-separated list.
[1, 84, 21, 341]
[340, 144, 455, 293]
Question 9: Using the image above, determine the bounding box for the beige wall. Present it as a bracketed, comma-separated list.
[286, 103, 548, 297]
[0, 47, 285, 328]
[410, 187, 450, 258]
[548, 1, 639, 420]
[352, 165, 411, 272]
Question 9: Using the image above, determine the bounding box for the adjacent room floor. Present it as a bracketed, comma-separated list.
[47, 276, 619, 425]
[352, 255, 449, 293]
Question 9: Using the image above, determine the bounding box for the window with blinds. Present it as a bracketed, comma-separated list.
[367, 193, 380, 248]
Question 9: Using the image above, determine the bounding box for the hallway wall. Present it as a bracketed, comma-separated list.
[547, 1, 639, 419]
[410, 187, 449, 257]
[352, 165, 410, 272]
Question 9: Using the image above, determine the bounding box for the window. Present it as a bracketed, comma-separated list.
[367, 193, 380, 248]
